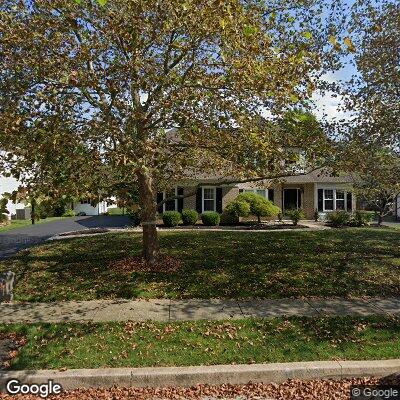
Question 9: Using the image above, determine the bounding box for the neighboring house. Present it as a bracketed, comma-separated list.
[0, 175, 28, 219]
[157, 169, 355, 220]
[395, 194, 400, 221]
[72, 198, 117, 216]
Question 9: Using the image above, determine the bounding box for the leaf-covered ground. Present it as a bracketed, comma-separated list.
[1, 229, 399, 301]
[1, 316, 400, 370]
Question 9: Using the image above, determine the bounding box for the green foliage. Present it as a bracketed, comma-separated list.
[220, 211, 239, 225]
[237, 193, 280, 222]
[62, 209, 76, 217]
[162, 211, 181, 227]
[201, 211, 220, 226]
[348, 211, 373, 227]
[224, 199, 251, 218]
[128, 209, 141, 226]
[181, 209, 198, 226]
[0, 198, 9, 215]
[326, 210, 351, 227]
[286, 209, 305, 225]
[0, 213, 9, 224]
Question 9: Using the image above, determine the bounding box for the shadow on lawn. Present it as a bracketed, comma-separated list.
[1, 229, 399, 301]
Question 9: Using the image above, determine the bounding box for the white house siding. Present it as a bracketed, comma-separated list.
[0, 175, 26, 219]
[73, 201, 109, 216]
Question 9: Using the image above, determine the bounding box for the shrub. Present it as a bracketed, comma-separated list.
[220, 211, 239, 225]
[286, 209, 305, 226]
[128, 209, 141, 226]
[237, 193, 281, 223]
[0, 213, 9, 224]
[277, 212, 283, 223]
[201, 211, 220, 226]
[181, 209, 198, 225]
[326, 210, 350, 227]
[348, 211, 373, 227]
[314, 209, 320, 222]
[62, 209, 76, 217]
[224, 199, 250, 218]
[162, 211, 181, 227]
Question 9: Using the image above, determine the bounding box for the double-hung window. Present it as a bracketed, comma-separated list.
[203, 187, 216, 212]
[336, 191, 345, 210]
[322, 189, 349, 212]
[323, 189, 334, 211]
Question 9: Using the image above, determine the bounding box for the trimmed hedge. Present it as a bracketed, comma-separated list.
[162, 211, 181, 227]
[201, 211, 220, 226]
[224, 199, 250, 218]
[181, 209, 198, 225]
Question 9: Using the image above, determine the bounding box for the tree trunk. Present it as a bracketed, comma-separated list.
[31, 198, 36, 225]
[137, 170, 159, 266]
[377, 212, 383, 226]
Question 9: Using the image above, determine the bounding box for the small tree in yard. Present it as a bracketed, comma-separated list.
[236, 193, 281, 223]
[0, 0, 344, 266]
[350, 149, 400, 226]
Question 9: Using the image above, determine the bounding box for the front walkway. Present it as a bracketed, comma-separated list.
[0, 297, 399, 324]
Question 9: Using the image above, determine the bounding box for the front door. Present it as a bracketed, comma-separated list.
[284, 189, 301, 211]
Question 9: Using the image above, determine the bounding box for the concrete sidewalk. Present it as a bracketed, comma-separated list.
[0, 297, 399, 323]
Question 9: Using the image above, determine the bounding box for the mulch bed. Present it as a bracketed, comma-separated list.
[109, 255, 182, 273]
[159, 224, 308, 230]
[0, 333, 26, 370]
[1, 376, 399, 399]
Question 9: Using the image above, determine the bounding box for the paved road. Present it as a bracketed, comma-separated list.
[0, 216, 132, 260]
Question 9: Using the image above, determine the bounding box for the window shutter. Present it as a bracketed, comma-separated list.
[196, 187, 202, 213]
[268, 189, 274, 203]
[347, 192, 353, 212]
[297, 189, 302, 208]
[317, 189, 324, 212]
[216, 187, 223, 213]
[156, 192, 164, 214]
[177, 187, 184, 213]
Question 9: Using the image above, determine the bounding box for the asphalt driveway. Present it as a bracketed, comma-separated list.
[0, 216, 133, 260]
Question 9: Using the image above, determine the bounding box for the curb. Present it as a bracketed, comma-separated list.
[1, 360, 399, 391]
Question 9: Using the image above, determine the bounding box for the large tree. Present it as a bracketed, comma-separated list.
[0, 0, 344, 265]
[344, 1, 399, 147]
[348, 145, 400, 225]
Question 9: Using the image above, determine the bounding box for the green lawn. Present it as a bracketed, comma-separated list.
[0, 217, 65, 233]
[1, 228, 399, 302]
[2, 316, 399, 370]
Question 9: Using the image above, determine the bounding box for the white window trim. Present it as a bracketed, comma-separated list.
[162, 187, 178, 213]
[243, 188, 269, 199]
[322, 188, 349, 212]
[202, 186, 216, 213]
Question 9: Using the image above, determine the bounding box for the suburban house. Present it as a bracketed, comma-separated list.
[71, 198, 116, 216]
[157, 169, 356, 220]
[0, 175, 29, 219]
[0, 175, 116, 218]
[396, 194, 400, 221]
